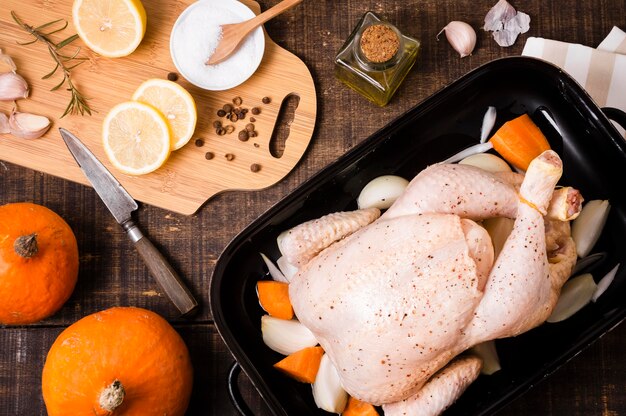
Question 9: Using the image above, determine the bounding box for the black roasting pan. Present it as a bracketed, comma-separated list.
[210, 57, 626, 416]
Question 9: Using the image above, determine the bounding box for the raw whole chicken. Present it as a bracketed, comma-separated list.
[281, 151, 581, 415]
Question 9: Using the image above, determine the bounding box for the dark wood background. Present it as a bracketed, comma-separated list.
[1, 0, 625, 415]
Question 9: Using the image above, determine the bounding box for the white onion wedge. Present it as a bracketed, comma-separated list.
[261, 316, 318, 355]
[357, 175, 409, 210]
[260, 252, 288, 283]
[571, 200, 610, 258]
[480, 106, 497, 143]
[592, 263, 619, 303]
[277, 256, 299, 281]
[470, 341, 501, 375]
[547, 273, 597, 323]
[459, 153, 511, 173]
[482, 217, 514, 258]
[312, 354, 348, 414]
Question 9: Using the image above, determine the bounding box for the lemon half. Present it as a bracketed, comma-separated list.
[73, 0, 147, 58]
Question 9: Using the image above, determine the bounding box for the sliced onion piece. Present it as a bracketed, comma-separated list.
[592, 263, 619, 303]
[357, 175, 409, 210]
[571, 200, 610, 258]
[470, 340, 501, 375]
[547, 273, 597, 323]
[480, 106, 497, 143]
[277, 256, 299, 281]
[441, 142, 494, 164]
[572, 252, 606, 275]
[312, 353, 348, 414]
[261, 315, 318, 355]
[459, 153, 511, 173]
[277, 230, 288, 256]
[482, 217, 514, 258]
[260, 252, 288, 283]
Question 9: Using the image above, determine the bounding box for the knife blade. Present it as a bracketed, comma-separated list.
[59, 128, 198, 316]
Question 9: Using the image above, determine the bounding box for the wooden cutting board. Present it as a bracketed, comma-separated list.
[0, 0, 316, 215]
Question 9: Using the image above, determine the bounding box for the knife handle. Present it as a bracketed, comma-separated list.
[125, 221, 199, 316]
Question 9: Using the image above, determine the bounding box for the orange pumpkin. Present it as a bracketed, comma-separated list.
[0, 202, 79, 325]
[42, 307, 193, 416]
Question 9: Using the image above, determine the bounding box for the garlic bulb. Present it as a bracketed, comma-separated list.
[437, 21, 477, 58]
[0, 72, 29, 101]
[8, 110, 51, 139]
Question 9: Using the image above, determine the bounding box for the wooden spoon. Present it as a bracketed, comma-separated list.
[206, 0, 304, 65]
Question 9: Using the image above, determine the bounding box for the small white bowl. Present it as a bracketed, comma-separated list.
[170, 0, 265, 91]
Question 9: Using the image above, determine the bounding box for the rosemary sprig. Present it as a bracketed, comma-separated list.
[11, 11, 92, 117]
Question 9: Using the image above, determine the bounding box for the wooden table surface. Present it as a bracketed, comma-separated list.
[1, 1, 625, 415]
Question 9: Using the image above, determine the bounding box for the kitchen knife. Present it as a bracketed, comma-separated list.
[59, 128, 198, 316]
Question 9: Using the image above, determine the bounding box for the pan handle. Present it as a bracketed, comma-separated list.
[602, 107, 626, 131]
[228, 361, 256, 416]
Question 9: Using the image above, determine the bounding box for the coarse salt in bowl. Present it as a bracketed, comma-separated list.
[170, 0, 265, 91]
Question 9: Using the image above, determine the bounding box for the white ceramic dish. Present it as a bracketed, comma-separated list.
[170, 0, 265, 91]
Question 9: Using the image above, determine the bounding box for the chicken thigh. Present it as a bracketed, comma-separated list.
[285, 150, 579, 412]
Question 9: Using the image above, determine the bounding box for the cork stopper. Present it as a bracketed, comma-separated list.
[359, 24, 400, 63]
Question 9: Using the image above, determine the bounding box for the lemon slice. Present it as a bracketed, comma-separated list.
[72, 0, 147, 58]
[103, 101, 171, 175]
[132, 79, 197, 150]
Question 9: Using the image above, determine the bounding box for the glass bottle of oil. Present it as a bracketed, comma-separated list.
[334, 11, 420, 106]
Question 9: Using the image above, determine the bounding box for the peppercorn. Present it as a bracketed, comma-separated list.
[213, 120, 222, 129]
[194, 138, 204, 147]
[231, 113, 239, 123]
[217, 128, 226, 135]
[233, 96, 243, 106]
[250, 163, 261, 172]
[251, 107, 260, 115]
[225, 153, 235, 161]
[217, 109, 226, 117]
[250, 131, 258, 138]
[205, 152, 215, 160]
[245, 123, 255, 132]
[262, 96, 271, 104]
[167, 72, 179, 81]
[238, 130, 249, 141]
[250, 117, 256, 123]
[225, 125, 235, 134]
[223, 104, 233, 113]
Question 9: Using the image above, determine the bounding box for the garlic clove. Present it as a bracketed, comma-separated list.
[0, 72, 29, 101]
[0, 49, 18, 73]
[437, 21, 477, 58]
[8, 111, 51, 139]
[0, 112, 9, 134]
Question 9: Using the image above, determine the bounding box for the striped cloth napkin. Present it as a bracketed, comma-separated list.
[522, 26, 626, 137]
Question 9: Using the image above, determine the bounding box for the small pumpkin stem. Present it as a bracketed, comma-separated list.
[99, 380, 125, 412]
[13, 233, 38, 258]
